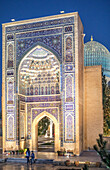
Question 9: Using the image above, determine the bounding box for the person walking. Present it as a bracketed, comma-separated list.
[26, 148, 30, 165]
[31, 151, 35, 165]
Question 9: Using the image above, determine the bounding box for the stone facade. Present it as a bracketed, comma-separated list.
[84, 65, 103, 149]
[2, 12, 103, 155]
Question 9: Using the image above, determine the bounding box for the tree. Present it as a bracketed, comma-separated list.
[102, 74, 110, 135]
[102, 75, 107, 106]
[0, 111, 1, 119]
[94, 134, 110, 169]
[38, 116, 50, 136]
[103, 97, 110, 134]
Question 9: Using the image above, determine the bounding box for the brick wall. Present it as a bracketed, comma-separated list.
[84, 65, 103, 149]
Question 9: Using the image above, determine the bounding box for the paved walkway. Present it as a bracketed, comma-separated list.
[0, 162, 107, 170]
[0, 151, 107, 170]
[0, 163, 107, 170]
[38, 136, 54, 152]
[0, 151, 101, 162]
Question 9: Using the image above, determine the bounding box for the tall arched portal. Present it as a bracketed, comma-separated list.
[18, 45, 61, 151]
[2, 13, 87, 155]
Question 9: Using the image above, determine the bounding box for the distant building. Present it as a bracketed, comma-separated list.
[84, 37, 110, 78]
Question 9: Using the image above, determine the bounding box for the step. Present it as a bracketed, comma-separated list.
[6, 158, 54, 164]
[36, 159, 54, 164]
[0, 158, 7, 163]
[38, 146, 54, 148]
[7, 158, 27, 163]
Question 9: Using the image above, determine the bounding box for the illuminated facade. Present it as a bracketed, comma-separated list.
[2, 12, 103, 155]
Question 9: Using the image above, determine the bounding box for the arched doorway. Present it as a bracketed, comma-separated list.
[32, 111, 60, 152]
[38, 116, 54, 152]
[18, 45, 61, 152]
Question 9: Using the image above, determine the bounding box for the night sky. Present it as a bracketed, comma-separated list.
[0, 0, 110, 111]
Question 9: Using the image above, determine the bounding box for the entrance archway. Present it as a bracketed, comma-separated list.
[38, 116, 54, 152]
[18, 45, 61, 152]
[32, 111, 60, 152]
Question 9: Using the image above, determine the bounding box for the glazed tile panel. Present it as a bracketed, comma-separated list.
[5, 16, 75, 145]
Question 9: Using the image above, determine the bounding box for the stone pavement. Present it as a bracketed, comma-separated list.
[0, 162, 107, 170]
[0, 151, 107, 169]
[0, 151, 102, 162]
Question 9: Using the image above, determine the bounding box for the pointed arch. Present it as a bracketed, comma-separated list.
[18, 44, 61, 94]
[32, 111, 60, 152]
[17, 42, 61, 69]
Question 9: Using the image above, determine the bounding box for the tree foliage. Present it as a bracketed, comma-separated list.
[0, 110, 2, 119]
[94, 134, 110, 169]
[38, 116, 50, 136]
[102, 75, 110, 135]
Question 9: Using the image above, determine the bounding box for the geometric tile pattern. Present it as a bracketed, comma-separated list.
[7, 43, 13, 68]
[7, 78, 14, 104]
[66, 114, 73, 140]
[5, 16, 75, 147]
[7, 115, 14, 139]
[26, 102, 60, 139]
[63, 33, 75, 143]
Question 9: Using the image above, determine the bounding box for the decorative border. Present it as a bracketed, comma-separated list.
[64, 25, 73, 33]
[7, 115, 14, 140]
[6, 106, 15, 140]
[65, 114, 74, 141]
[6, 17, 74, 32]
[62, 31, 75, 143]
[65, 74, 74, 103]
[16, 27, 62, 39]
[7, 77, 14, 105]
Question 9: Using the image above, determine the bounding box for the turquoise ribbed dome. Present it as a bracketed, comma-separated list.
[84, 40, 110, 77]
